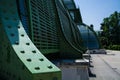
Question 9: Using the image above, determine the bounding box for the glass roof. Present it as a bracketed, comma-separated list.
[78, 25, 100, 49]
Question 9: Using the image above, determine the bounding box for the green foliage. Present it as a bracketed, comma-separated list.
[100, 11, 120, 49]
[108, 45, 120, 50]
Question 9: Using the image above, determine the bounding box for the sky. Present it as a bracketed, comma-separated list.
[74, 0, 120, 31]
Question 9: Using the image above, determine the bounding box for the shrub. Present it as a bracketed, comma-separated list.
[108, 45, 120, 50]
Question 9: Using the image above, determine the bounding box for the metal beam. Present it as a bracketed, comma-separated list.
[0, 0, 61, 80]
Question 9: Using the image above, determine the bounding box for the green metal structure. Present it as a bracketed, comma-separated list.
[62, 0, 101, 50]
[55, 0, 85, 58]
[18, 0, 85, 59]
[27, 0, 60, 54]
[0, 0, 101, 80]
[0, 0, 61, 80]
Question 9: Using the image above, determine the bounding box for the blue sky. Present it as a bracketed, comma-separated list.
[74, 0, 120, 31]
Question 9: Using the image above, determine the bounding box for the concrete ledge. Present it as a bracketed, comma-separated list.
[89, 49, 107, 54]
[55, 59, 89, 80]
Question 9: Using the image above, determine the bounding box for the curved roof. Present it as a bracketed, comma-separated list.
[78, 25, 100, 49]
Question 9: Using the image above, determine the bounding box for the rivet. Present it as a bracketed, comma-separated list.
[8, 25, 12, 28]
[15, 41, 19, 45]
[18, 26, 20, 29]
[11, 33, 14, 37]
[21, 34, 24, 37]
[20, 51, 25, 53]
[35, 67, 40, 70]
[39, 58, 44, 61]
[27, 58, 32, 62]
[32, 50, 36, 53]
[48, 65, 53, 69]
[26, 43, 30, 45]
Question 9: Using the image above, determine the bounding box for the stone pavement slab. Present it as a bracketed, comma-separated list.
[90, 50, 120, 80]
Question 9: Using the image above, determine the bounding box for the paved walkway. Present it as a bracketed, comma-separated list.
[90, 50, 120, 80]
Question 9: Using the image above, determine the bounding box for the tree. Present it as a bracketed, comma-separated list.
[100, 11, 120, 48]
